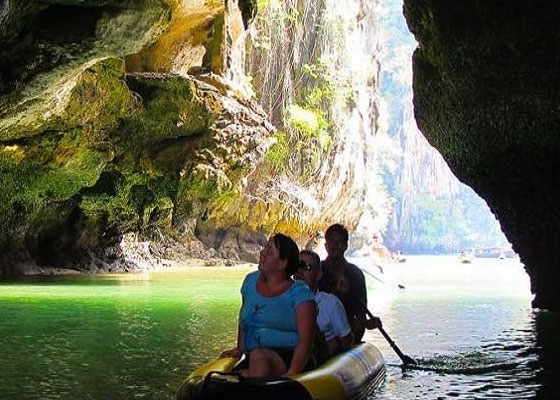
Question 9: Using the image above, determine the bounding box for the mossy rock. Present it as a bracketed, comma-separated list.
[0, 0, 279, 271]
[0, 0, 170, 136]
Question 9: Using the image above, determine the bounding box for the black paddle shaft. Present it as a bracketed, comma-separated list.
[378, 326, 416, 365]
[362, 302, 416, 366]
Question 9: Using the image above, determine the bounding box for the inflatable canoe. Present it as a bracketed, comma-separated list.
[177, 342, 385, 400]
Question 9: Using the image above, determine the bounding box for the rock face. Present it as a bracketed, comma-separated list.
[215, 0, 389, 248]
[403, 1, 560, 310]
[0, 0, 272, 273]
[1, 0, 388, 269]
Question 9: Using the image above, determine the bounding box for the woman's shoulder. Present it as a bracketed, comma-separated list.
[289, 280, 314, 303]
[241, 270, 260, 291]
[246, 270, 260, 280]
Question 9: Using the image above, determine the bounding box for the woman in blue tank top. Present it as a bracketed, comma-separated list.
[221, 233, 316, 377]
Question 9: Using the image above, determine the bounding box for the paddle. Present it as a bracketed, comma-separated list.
[377, 326, 417, 366]
[357, 266, 406, 289]
[362, 303, 417, 366]
[359, 266, 385, 284]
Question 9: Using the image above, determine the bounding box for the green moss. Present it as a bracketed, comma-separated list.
[80, 168, 178, 235]
[259, 102, 330, 180]
[0, 0, 279, 262]
[285, 105, 319, 139]
[0, 1, 170, 141]
[0, 130, 105, 203]
[0, 130, 107, 245]
[202, 13, 226, 73]
[264, 131, 290, 174]
[121, 75, 212, 152]
[62, 58, 139, 137]
[0, 57, 139, 142]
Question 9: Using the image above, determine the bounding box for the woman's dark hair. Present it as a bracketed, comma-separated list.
[272, 233, 300, 277]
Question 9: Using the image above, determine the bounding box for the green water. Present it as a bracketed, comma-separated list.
[1, 257, 559, 399]
[0, 267, 252, 400]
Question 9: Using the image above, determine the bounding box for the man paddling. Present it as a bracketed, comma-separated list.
[319, 223, 382, 342]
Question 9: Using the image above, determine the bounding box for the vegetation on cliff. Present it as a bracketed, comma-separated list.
[0, 0, 273, 272]
[205, 0, 392, 251]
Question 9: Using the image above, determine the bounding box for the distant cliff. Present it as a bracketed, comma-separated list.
[379, 1, 509, 254]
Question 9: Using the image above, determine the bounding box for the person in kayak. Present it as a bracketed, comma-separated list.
[220, 233, 316, 378]
[296, 250, 353, 360]
[319, 223, 381, 342]
[371, 231, 392, 269]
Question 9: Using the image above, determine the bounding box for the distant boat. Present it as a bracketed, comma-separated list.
[473, 246, 516, 258]
[459, 251, 474, 264]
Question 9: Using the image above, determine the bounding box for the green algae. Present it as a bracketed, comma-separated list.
[0, 0, 276, 269]
[0, 0, 170, 140]
[121, 74, 212, 151]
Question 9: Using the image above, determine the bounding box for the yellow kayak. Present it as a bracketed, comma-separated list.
[177, 342, 385, 400]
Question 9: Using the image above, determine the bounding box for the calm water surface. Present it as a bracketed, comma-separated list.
[1, 256, 558, 399]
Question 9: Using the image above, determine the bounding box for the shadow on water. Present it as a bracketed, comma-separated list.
[535, 311, 560, 400]
[375, 309, 560, 400]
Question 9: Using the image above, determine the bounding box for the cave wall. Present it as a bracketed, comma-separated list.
[0, 0, 271, 273]
[402, 0, 560, 310]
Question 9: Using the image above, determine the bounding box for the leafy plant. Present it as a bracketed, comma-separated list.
[264, 130, 290, 174]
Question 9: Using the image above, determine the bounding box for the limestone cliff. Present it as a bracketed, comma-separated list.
[403, 0, 560, 310]
[198, 0, 391, 257]
[0, 0, 272, 273]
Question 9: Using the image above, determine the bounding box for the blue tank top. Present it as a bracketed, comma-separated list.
[239, 271, 314, 352]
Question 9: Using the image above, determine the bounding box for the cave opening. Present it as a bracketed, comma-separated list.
[31, 206, 84, 269]
[376, 0, 513, 257]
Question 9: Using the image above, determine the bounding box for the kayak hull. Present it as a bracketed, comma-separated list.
[177, 342, 385, 400]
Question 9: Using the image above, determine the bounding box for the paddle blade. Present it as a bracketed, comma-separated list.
[402, 354, 417, 365]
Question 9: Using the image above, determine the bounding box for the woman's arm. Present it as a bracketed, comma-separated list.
[285, 300, 316, 375]
[220, 327, 243, 357]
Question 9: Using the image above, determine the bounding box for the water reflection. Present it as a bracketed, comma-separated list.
[372, 319, 542, 399]
[364, 257, 559, 400]
[0, 267, 245, 400]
